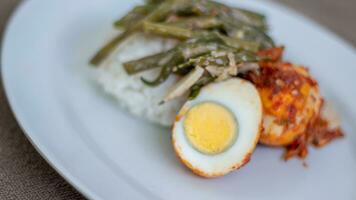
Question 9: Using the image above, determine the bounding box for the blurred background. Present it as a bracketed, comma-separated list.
[0, 0, 355, 199]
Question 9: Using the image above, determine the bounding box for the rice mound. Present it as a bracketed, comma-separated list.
[95, 33, 185, 127]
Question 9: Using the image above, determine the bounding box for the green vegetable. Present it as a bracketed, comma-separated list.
[145, 0, 165, 4]
[174, 49, 259, 72]
[141, 52, 184, 86]
[123, 30, 260, 77]
[188, 75, 215, 99]
[114, 5, 157, 29]
[90, 31, 131, 66]
[208, 0, 267, 30]
[123, 50, 174, 75]
[143, 21, 194, 39]
[90, 0, 274, 66]
[236, 8, 267, 30]
[123, 40, 217, 75]
[90, 0, 173, 66]
[217, 33, 260, 52]
[165, 16, 222, 30]
[220, 16, 274, 49]
[138, 39, 225, 86]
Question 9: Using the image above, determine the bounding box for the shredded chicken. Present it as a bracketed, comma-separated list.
[162, 66, 204, 103]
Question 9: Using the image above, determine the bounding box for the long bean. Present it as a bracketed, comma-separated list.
[188, 75, 215, 99]
[123, 31, 259, 76]
[236, 8, 267, 30]
[123, 40, 216, 75]
[143, 22, 261, 51]
[230, 26, 275, 49]
[165, 16, 222, 30]
[145, 0, 165, 4]
[143, 21, 194, 39]
[123, 50, 174, 75]
[90, 31, 132, 66]
[141, 52, 184, 86]
[91, 0, 274, 68]
[139, 40, 222, 86]
[207, 0, 267, 30]
[90, 0, 174, 66]
[175, 49, 259, 71]
[114, 5, 157, 29]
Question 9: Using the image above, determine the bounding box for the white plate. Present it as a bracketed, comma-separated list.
[2, 0, 356, 199]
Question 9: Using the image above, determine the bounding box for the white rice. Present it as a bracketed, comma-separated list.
[95, 33, 185, 127]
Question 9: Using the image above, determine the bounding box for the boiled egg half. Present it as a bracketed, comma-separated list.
[172, 78, 262, 177]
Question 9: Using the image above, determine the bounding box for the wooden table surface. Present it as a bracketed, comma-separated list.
[0, 0, 355, 199]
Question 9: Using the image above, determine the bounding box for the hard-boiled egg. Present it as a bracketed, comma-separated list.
[245, 62, 322, 146]
[172, 78, 262, 177]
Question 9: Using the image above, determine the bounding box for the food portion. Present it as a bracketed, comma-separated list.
[244, 54, 323, 146]
[91, 0, 344, 177]
[173, 79, 262, 177]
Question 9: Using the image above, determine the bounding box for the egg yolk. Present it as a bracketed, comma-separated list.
[184, 102, 237, 155]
